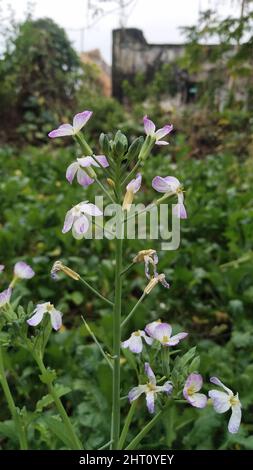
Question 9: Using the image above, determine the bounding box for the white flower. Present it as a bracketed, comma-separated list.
[122, 173, 142, 211]
[121, 330, 153, 354]
[62, 201, 102, 239]
[145, 321, 188, 346]
[27, 302, 62, 331]
[208, 376, 242, 434]
[14, 262, 35, 279]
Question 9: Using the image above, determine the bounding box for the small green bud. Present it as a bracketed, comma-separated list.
[99, 133, 111, 156]
[114, 130, 128, 157]
[126, 136, 144, 162]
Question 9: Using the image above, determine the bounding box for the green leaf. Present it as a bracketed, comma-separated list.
[0, 420, 17, 442]
[44, 416, 73, 449]
[36, 384, 71, 412]
[39, 368, 57, 384]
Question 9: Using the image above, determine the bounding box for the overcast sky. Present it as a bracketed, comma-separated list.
[3, 0, 238, 63]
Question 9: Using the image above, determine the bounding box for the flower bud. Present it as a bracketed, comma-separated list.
[99, 133, 111, 156]
[51, 261, 80, 281]
[114, 130, 128, 158]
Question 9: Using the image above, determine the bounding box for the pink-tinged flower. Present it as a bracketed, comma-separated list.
[62, 201, 102, 239]
[27, 302, 62, 331]
[145, 319, 162, 337]
[183, 373, 207, 408]
[152, 176, 187, 219]
[133, 249, 158, 279]
[147, 321, 188, 346]
[143, 116, 173, 146]
[14, 262, 35, 279]
[208, 377, 242, 434]
[122, 173, 142, 211]
[121, 330, 153, 354]
[0, 287, 12, 307]
[48, 111, 92, 138]
[66, 155, 109, 187]
[0, 265, 4, 272]
[128, 362, 173, 413]
[144, 273, 170, 294]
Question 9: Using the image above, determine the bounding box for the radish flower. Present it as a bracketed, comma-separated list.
[48, 111, 92, 138]
[143, 116, 173, 146]
[144, 273, 170, 294]
[27, 302, 62, 331]
[146, 321, 188, 346]
[152, 176, 187, 219]
[133, 249, 158, 279]
[66, 155, 109, 187]
[183, 373, 207, 408]
[14, 262, 35, 279]
[122, 330, 153, 354]
[145, 319, 162, 337]
[208, 377, 242, 434]
[62, 201, 102, 239]
[128, 362, 173, 413]
[0, 287, 12, 307]
[122, 173, 142, 211]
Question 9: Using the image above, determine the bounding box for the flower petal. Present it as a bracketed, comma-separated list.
[156, 381, 173, 394]
[129, 335, 143, 353]
[77, 156, 95, 168]
[143, 115, 156, 136]
[77, 168, 94, 187]
[73, 215, 89, 235]
[210, 377, 233, 395]
[92, 155, 109, 168]
[80, 203, 102, 216]
[146, 391, 155, 413]
[126, 173, 142, 193]
[228, 403, 241, 434]
[208, 390, 231, 413]
[167, 332, 188, 345]
[184, 373, 203, 394]
[144, 362, 156, 384]
[152, 323, 172, 342]
[152, 176, 171, 193]
[62, 210, 75, 233]
[73, 110, 93, 132]
[140, 331, 153, 346]
[66, 162, 79, 183]
[50, 309, 62, 331]
[128, 385, 146, 402]
[14, 261, 35, 279]
[27, 308, 45, 327]
[155, 124, 173, 140]
[0, 287, 12, 307]
[186, 392, 207, 408]
[155, 140, 169, 146]
[145, 320, 162, 337]
[48, 124, 74, 138]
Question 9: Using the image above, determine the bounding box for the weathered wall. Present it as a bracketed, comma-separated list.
[112, 28, 187, 100]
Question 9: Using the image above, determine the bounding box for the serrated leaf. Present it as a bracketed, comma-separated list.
[44, 416, 74, 448]
[36, 384, 71, 412]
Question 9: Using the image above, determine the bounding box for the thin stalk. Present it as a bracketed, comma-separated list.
[36, 356, 83, 450]
[118, 400, 137, 450]
[121, 161, 142, 187]
[79, 276, 114, 307]
[121, 292, 146, 329]
[94, 177, 115, 204]
[81, 316, 113, 370]
[120, 261, 135, 277]
[126, 408, 164, 450]
[0, 346, 28, 450]
[98, 439, 113, 450]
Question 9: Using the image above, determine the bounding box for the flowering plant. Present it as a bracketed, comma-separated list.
[0, 112, 242, 450]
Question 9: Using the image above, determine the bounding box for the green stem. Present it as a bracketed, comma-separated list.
[121, 292, 146, 329]
[126, 408, 164, 450]
[118, 400, 137, 449]
[121, 161, 142, 187]
[36, 356, 83, 450]
[0, 346, 28, 450]
[120, 262, 135, 277]
[79, 276, 114, 307]
[94, 177, 115, 204]
[81, 316, 113, 370]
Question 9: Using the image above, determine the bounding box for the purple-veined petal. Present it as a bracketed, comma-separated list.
[73, 215, 89, 235]
[77, 156, 95, 168]
[167, 332, 188, 346]
[155, 140, 169, 146]
[0, 287, 12, 307]
[77, 168, 94, 187]
[144, 362, 156, 384]
[184, 373, 203, 394]
[145, 320, 162, 337]
[27, 308, 45, 327]
[140, 331, 153, 346]
[92, 155, 109, 168]
[66, 162, 79, 183]
[50, 309, 62, 331]
[155, 124, 173, 140]
[126, 173, 142, 194]
[152, 176, 171, 193]
[48, 124, 74, 138]
[73, 110, 93, 132]
[146, 391, 155, 413]
[186, 392, 207, 408]
[143, 115, 156, 136]
[14, 261, 35, 279]
[144, 257, 151, 279]
[159, 275, 170, 289]
[62, 210, 75, 233]
[228, 403, 241, 434]
[210, 377, 233, 395]
[208, 390, 231, 413]
[80, 203, 102, 217]
[121, 339, 130, 349]
[156, 381, 173, 395]
[152, 323, 172, 342]
[128, 385, 146, 402]
[128, 335, 143, 354]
